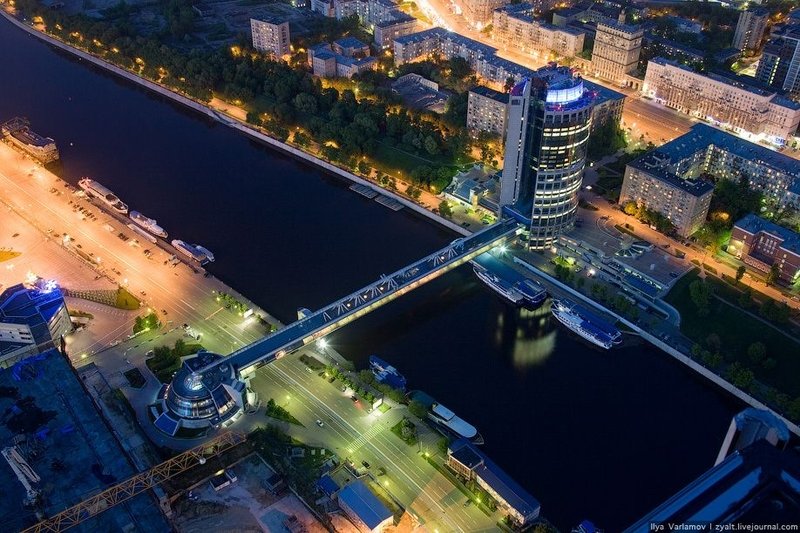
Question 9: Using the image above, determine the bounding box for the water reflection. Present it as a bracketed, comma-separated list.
[494, 302, 557, 368]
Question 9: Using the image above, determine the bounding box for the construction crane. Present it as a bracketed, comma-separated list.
[22, 431, 246, 533]
[2, 446, 43, 509]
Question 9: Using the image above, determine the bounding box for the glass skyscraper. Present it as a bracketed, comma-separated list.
[499, 65, 595, 249]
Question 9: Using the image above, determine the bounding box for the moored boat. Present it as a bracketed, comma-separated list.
[129, 210, 167, 239]
[78, 178, 128, 214]
[550, 298, 621, 350]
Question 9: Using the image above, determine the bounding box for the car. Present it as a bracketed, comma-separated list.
[361, 460, 370, 469]
[341, 386, 347, 392]
[316, 419, 324, 427]
[351, 396, 358, 403]
[669, 272, 679, 279]
[187, 491, 199, 502]
[306, 367, 313, 374]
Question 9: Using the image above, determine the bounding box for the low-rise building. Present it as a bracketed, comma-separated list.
[457, 0, 510, 28]
[492, 4, 585, 59]
[642, 57, 800, 144]
[447, 439, 541, 527]
[250, 17, 291, 58]
[308, 39, 377, 78]
[728, 214, 800, 284]
[0, 279, 71, 368]
[584, 78, 625, 128]
[336, 479, 393, 532]
[467, 85, 509, 135]
[392, 73, 450, 113]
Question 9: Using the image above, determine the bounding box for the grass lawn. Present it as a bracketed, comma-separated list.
[372, 141, 469, 177]
[0, 250, 20, 263]
[665, 269, 800, 397]
[115, 286, 141, 310]
[390, 417, 418, 446]
[265, 398, 304, 426]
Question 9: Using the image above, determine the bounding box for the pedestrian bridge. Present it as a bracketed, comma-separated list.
[223, 218, 520, 375]
[158, 219, 520, 434]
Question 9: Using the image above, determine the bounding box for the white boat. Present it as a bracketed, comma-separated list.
[428, 402, 478, 440]
[78, 178, 128, 214]
[172, 240, 213, 264]
[126, 223, 157, 244]
[129, 211, 167, 238]
[550, 298, 621, 350]
[1, 117, 59, 164]
[473, 265, 523, 305]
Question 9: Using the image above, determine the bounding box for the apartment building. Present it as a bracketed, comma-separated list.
[591, 22, 643, 85]
[492, 4, 585, 59]
[467, 85, 509, 135]
[250, 18, 291, 58]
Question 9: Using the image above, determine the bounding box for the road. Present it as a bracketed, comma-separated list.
[580, 190, 800, 311]
[249, 353, 500, 532]
[0, 142, 275, 365]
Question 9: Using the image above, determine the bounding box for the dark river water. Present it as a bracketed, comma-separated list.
[0, 17, 742, 530]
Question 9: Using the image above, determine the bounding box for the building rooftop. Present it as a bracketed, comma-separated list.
[450, 439, 541, 520]
[625, 441, 800, 531]
[734, 214, 800, 255]
[375, 12, 415, 26]
[628, 154, 715, 198]
[659, 123, 800, 177]
[337, 479, 392, 530]
[394, 27, 447, 45]
[0, 350, 169, 532]
[583, 79, 625, 105]
[597, 21, 642, 35]
[333, 36, 368, 50]
[470, 85, 509, 103]
[0, 280, 65, 346]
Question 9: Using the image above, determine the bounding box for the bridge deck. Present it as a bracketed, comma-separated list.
[203, 220, 520, 375]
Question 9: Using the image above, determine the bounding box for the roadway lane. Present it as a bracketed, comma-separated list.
[250, 354, 499, 532]
[0, 142, 273, 357]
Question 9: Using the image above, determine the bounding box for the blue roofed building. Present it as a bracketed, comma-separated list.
[620, 122, 800, 236]
[336, 479, 393, 532]
[447, 438, 541, 527]
[0, 278, 71, 368]
[625, 440, 800, 532]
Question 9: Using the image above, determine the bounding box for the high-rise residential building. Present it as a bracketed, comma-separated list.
[250, 18, 291, 58]
[619, 123, 800, 235]
[499, 65, 595, 249]
[643, 57, 800, 144]
[492, 4, 585, 59]
[756, 26, 800, 96]
[732, 8, 769, 52]
[591, 22, 643, 86]
[467, 85, 510, 136]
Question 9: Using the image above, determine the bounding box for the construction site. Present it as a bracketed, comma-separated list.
[0, 349, 169, 532]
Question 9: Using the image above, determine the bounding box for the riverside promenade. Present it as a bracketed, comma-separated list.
[0, 9, 470, 239]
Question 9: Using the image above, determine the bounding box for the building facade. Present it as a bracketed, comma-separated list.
[729, 214, 800, 284]
[642, 57, 800, 144]
[250, 18, 291, 58]
[732, 8, 769, 52]
[500, 66, 595, 248]
[492, 4, 585, 59]
[447, 439, 541, 527]
[619, 154, 714, 237]
[591, 22, 643, 86]
[373, 13, 417, 49]
[467, 85, 510, 135]
[458, 0, 510, 27]
[0, 279, 72, 368]
[756, 26, 800, 97]
[308, 39, 377, 78]
[336, 480, 393, 532]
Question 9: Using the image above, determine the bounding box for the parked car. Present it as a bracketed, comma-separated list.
[316, 419, 324, 428]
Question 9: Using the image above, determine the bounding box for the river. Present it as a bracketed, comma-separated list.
[0, 17, 741, 530]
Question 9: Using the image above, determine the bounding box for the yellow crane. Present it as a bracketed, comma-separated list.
[22, 431, 246, 533]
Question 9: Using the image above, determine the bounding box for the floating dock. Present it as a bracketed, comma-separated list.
[349, 183, 378, 199]
[375, 195, 404, 211]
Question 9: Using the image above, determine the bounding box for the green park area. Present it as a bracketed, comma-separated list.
[666, 269, 800, 418]
[265, 398, 303, 426]
[115, 286, 141, 310]
[146, 339, 203, 383]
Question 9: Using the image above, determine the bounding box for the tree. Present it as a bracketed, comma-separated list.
[689, 280, 712, 316]
[735, 265, 746, 283]
[766, 264, 780, 286]
[438, 200, 453, 218]
[408, 400, 427, 419]
[747, 342, 766, 364]
[705, 333, 721, 353]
